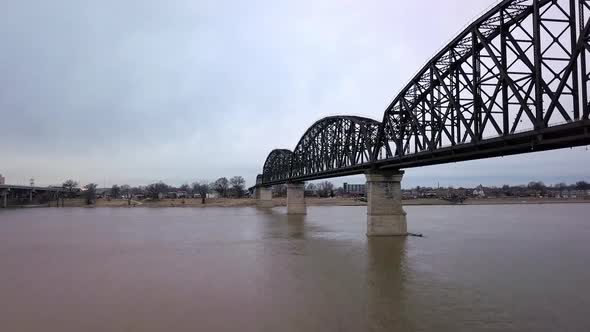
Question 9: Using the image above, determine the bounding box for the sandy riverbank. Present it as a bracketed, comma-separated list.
[34, 197, 590, 208]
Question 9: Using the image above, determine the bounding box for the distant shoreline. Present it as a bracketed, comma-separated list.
[3, 197, 589, 209]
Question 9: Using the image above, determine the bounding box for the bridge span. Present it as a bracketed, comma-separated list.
[255, 0, 590, 236]
[0, 185, 65, 208]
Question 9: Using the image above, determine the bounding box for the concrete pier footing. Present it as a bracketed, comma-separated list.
[256, 186, 273, 208]
[287, 182, 306, 215]
[365, 170, 408, 236]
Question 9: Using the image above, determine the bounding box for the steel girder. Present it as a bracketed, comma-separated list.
[259, 0, 590, 186]
[291, 116, 383, 178]
[376, 0, 590, 159]
[261, 116, 383, 184]
[262, 149, 293, 183]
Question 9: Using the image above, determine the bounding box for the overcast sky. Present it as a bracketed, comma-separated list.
[1, 0, 589, 188]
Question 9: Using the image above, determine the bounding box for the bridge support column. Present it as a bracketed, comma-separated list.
[287, 182, 306, 215]
[2, 191, 6, 208]
[365, 170, 407, 236]
[257, 186, 273, 208]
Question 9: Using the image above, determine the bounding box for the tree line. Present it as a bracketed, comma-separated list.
[272, 181, 336, 198]
[61, 176, 248, 203]
[410, 180, 590, 192]
[61, 178, 590, 204]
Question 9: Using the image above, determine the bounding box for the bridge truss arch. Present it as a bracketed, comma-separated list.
[289, 116, 385, 179]
[259, 0, 590, 186]
[262, 149, 293, 183]
[376, 0, 590, 160]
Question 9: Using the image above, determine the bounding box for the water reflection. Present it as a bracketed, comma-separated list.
[366, 237, 414, 331]
[256, 207, 324, 241]
[285, 215, 306, 240]
[1, 205, 589, 331]
[257, 207, 415, 331]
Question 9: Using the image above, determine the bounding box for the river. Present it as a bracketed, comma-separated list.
[0, 204, 588, 331]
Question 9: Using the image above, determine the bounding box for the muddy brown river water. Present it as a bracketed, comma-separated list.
[0, 204, 589, 331]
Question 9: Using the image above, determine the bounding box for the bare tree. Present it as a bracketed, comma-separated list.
[527, 181, 546, 195]
[111, 184, 121, 199]
[132, 186, 145, 196]
[317, 181, 334, 198]
[120, 184, 131, 205]
[229, 176, 246, 198]
[62, 179, 78, 198]
[213, 177, 229, 198]
[304, 183, 317, 197]
[84, 183, 97, 205]
[192, 181, 210, 204]
[179, 183, 191, 194]
[146, 182, 169, 200]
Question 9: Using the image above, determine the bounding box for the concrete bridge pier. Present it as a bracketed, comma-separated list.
[1, 190, 6, 208]
[287, 182, 306, 215]
[365, 170, 408, 236]
[256, 186, 273, 208]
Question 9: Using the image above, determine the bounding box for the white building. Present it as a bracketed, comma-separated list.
[0, 174, 5, 185]
[343, 183, 366, 195]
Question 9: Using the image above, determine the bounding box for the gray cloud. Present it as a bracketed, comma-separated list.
[1, 0, 588, 187]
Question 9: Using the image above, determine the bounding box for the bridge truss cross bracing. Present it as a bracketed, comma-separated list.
[260, 0, 590, 186]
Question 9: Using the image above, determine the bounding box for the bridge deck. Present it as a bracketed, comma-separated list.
[261, 120, 590, 186]
[0, 185, 65, 192]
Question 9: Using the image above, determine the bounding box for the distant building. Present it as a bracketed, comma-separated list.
[95, 188, 110, 199]
[422, 191, 437, 198]
[343, 183, 365, 196]
[304, 189, 318, 197]
[167, 191, 188, 199]
[401, 190, 417, 199]
[0, 174, 4, 185]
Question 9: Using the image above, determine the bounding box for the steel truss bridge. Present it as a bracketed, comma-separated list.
[260, 0, 590, 186]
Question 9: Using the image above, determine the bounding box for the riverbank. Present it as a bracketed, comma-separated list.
[13, 196, 588, 208]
